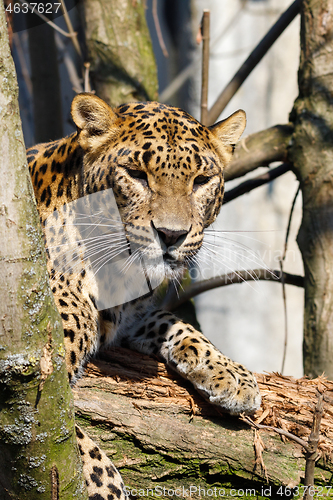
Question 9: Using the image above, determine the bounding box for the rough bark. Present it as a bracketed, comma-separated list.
[79, 0, 158, 106]
[73, 348, 333, 497]
[289, 0, 333, 378]
[0, 5, 87, 498]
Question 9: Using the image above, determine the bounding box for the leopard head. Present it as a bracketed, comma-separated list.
[71, 93, 246, 280]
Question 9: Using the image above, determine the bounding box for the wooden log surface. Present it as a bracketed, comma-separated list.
[73, 347, 333, 498]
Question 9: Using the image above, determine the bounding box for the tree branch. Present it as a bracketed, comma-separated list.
[163, 269, 304, 312]
[223, 163, 291, 204]
[225, 124, 294, 182]
[200, 10, 210, 126]
[18, 0, 78, 38]
[72, 350, 333, 494]
[207, 0, 301, 124]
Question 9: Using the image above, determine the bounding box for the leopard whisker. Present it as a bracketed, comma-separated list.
[203, 233, 264, 260]
[90, 245, 132, 277]
[202, 240, 265, 272]
[120, 246, 145, 275]
[195, 245, 259, 288]
[45, 233, 127, 251]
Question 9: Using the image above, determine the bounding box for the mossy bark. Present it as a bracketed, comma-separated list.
[0, 5, 87, 499]
[289, 0, 333, 378]
[80, 0, 158, 106]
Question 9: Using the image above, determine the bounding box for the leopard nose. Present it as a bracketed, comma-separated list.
[153, 224, 189, 248]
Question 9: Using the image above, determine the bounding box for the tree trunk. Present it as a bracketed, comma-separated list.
[73, 348, 333, 496]
[79, 0, 158, 106]
[290, 0, 333, 378]
[0, 5, 87, 498]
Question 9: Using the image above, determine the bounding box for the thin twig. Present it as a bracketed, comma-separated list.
[223, 163, 291, 204]
[303, 394, 324, 500]
[152, 0, 168, 58]
[200, 10, 210, 126]
[159, 1, 247, 103]
[17, 0, 78, 38]
[279, 259, 288, 374]
[163, 269, 304, 311]
[59, 0, 82, 58]
[282, 185, 300, 262]
[280, 185, 300, 374]
[242, 415, 309, 450]
[84, 62, 92, 93]
[207, 0, 301, 124]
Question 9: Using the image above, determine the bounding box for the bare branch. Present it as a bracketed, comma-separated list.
[200, 10, 210, 126]
[163, 269, 304, 311]
[159, 2, 248, 103]
[223, 163, 291, 204]
[279, 259, 288, 375]
[225, 124, 294, 182]
[17, 0, 78, 38]
[207, 0, 301, 124]
[280, 185, 300, 374]
[59, 0, 82, 58]
[242, 415, 309, 450]
[152, 0, 168, 58]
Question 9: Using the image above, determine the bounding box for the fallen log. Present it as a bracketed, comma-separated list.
[72, 347, 333, 498]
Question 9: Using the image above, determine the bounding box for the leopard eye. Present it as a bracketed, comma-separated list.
[193, 175, 211, 191]
[126, 168, 148, 187]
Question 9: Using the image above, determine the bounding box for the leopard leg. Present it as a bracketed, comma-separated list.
[76, 425, 126, 500]
[51, 276, 126, 498]
[118, 310, 261, 415]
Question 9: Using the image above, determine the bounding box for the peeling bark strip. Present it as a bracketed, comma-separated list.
[50, 466, 59, 500]
[253, 430, 268, 483]
[39, 323, 54, 392]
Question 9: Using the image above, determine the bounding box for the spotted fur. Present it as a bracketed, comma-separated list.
[27, 94, 260, 499]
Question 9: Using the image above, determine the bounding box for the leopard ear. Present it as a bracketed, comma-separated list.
[71, 93, 119, 151]
[209, 109, 246, 147]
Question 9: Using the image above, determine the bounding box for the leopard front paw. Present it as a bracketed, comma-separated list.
[189, 358, 261, 415]
[163, 325, 261, 415]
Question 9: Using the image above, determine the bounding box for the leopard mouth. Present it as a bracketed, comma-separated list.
[163, 252, 181, 268]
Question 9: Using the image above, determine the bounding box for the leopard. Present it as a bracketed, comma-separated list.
[27, 93, 261, 500]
